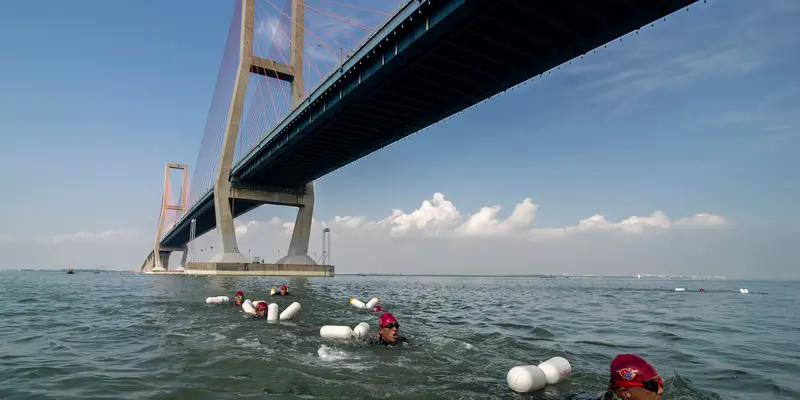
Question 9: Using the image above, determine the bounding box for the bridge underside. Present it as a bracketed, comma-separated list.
[232, 0, 697, 187]
[161, 0, 697, 250]
[161, 192, 262, 249]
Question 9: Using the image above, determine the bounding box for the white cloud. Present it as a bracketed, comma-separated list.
[39, 229, 139, 244]
[233, 193, 726, 242]
[169, 192, 737, 276]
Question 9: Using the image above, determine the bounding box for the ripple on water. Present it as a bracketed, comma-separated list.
[0, 273, 799, 399]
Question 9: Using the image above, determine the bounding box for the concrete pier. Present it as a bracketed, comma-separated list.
[183, 261, 334, 277]
[142, 269, 185, 275]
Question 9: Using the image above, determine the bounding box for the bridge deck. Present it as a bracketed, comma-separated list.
[161, 0, 698, 249]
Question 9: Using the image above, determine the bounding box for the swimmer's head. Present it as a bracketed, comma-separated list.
[378, 313, 399, 343]
[234, 291, 244, 305]
[607, 354, 664, 400]
[372, 305, 383, 312]
[279, 285, 288, 294]
[254, 301, 267, 317]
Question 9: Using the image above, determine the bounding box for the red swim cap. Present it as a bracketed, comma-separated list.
[610, 354, 659, 387]
[372, 305, 383, 312]
[235, 291, 244, 297]
[255, 302, 267, 311]
[280, 285, 287, 290]
[378, 313, 397, 327]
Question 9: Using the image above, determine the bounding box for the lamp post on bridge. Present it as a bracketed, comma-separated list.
[189, 218, 197, 262]
[322, 228, 331, 265]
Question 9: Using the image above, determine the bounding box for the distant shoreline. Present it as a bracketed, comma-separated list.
[4, 269, 790, 281]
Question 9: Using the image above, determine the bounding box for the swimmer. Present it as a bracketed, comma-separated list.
[367, 313, 407, 346]
[601, 354, 664, 400]
[273, 285, 290, 296]
[372, 305, 383, 312]
[232, 291, 245, 307]
[254, 301, 268, 317]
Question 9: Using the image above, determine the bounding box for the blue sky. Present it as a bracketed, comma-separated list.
[0, 0, 797, 278]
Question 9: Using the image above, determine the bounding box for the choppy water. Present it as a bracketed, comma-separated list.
[0, 272, 798, 399]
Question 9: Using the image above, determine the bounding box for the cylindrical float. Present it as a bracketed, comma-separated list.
[205, 295, 229, 304]
[242, 299, 256, 315]
[267, 303, 279, 321]
[320, 325, 353, 339]
[537, 356, 571, 385]
[365, 298, 380, 309]
[674, 288, 686, 292]
[270, 288, 276, 296]
[353, 322, 370, 338]
[507, 365, 547, 393]
[350, 298, 366, 309]
[280, 302, 301, 320]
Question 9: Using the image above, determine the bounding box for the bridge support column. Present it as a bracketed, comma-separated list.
[209, 0, 256, 264]
[278, 182, 315, 265]
[208, 0, 319, 266]
[178, 246, 189, 269]
[153, 251, 170, 272]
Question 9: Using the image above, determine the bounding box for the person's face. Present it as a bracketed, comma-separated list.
[379, 321, 399, 343]
[280, 287, 287, 295]
[615, 377, 664, 400]
[234, 297, 243, 305]
[255, 308, 266, 317]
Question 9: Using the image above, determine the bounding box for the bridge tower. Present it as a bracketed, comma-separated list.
[210, 0, 316, 265]
[141, 163, 188, 273]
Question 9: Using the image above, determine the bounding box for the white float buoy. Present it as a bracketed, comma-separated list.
[507, 365, 548, 393]
[242, 299, 256, 315]
[270, 288, 276, 296]
[279, 302, 301, 320]
[320, 325, 354, 339]
[205, 295, 229, 304]
[365, 298, 380, 309]
[353, 322, 370, 338]
[350, 298, 366, 309]
[675, 288, 686, 292]
[267, 303, 279, 321]
[537, 356, 571, 385]
[740, 288, 749, 294]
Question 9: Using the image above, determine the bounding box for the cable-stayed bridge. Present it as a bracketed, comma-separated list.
[141, 0, 699, 275]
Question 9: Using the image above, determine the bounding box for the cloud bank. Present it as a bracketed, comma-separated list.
[4, 193, 790, 279]
[234, 193, 727, 241]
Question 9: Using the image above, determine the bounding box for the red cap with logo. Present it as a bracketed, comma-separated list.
[280, 285, 287, 290]
[372, 305, 383, 312]
[609, 354, 660, 388]
[235, 291, 244, 297]
[378, 313, 397, 327]
[255, 302, 267, 311]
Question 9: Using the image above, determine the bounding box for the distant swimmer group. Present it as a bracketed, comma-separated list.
[208, 287, 667, 397]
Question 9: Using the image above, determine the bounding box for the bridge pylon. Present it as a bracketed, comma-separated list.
[141, 163, 188, 273]
[205, 0, 320, 268]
